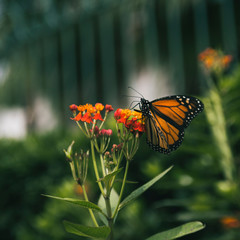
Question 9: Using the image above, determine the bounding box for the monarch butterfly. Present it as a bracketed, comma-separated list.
[135, 94, 204, 154]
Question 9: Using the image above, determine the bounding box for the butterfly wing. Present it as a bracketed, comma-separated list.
[145, 95, 204, 153]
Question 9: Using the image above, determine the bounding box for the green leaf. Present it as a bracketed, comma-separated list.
[98, 168, 123, 186]
[42, 194, 103, 214]
[145, 221, 205, 240]
[63, 220, 111, 238]
[119, 165, 173, 210]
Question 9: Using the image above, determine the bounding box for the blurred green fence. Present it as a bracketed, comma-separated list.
[0, 0, 239, 131]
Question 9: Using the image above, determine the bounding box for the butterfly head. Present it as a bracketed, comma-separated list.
[140, 98, 151, 116]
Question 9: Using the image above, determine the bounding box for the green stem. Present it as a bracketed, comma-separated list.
[105, 191, 113, 240]
[100, 153, 106, 177]
[110, 142, 125, 188]
[82, 184, 99, 227]
[99, 112, 108, 129]
[90, 140, 105, 196]
[112, 159, 130, 219]
[206, 86, 235, 181]
[106, 218, 114, 240]
[76, 121, 88, 137]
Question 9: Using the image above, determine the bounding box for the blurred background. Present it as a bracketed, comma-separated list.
[0, 0, 240, 239]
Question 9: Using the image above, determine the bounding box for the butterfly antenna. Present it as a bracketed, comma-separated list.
[128, 86, 144, 98]
[129, 101, 140, 110]
[121, 94, 141, 99]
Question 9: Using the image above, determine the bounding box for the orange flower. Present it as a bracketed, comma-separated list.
[114, 108, 145, 133]
[221, 216, 240, 229]
[78, 105, 86, 112]
[85, 104, 95, 114]
[198, 47, 232, 72]
[81, 112, 93, 123]
[71, 103, 107, 123]
[95, 103, 104, 112]
[71, 112, 82, 121]
[93, 112, 104, 121]
[222, 55, 232, 67]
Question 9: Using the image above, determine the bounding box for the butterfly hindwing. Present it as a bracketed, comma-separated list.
[145, 114, 185, 154]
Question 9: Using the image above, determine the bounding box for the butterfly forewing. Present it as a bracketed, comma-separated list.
[151, 95, 204, 128]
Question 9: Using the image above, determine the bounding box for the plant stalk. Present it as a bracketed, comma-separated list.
[90, 140, 105, 196]
[112, 159, 130, 219]
[82, 184, 99, 227]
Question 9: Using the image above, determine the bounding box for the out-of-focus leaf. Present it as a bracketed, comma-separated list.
[63, 220, 110, 238]
[145, 221, 205, 240]
[119, 166, 173, 211]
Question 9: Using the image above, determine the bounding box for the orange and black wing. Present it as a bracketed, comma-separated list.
[145, 95, 204, 154]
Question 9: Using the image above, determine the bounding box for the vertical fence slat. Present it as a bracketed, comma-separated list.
[207, 2, 223, 48]
[80, 18, 97, 104]
[99, 12, 118, 106]
[74, 23, 83, 104]
[39, 38, 47, 94]
[93, 15, 103, 103]
[113, 10, 124, 105]
[193, 0, 209, 53]
[120, 10, 136, 104]
[143, 1, 160, 68]
[43, 35, 61, 114]
[61, 27, 78, 117]
[166, 1, 185, 93]
[220, 0, 238, 54]
[193, 0, 210, 91]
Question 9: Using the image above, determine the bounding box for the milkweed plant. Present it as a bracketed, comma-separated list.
[198, 48, 235, 182]
[44, 103, 204, 240]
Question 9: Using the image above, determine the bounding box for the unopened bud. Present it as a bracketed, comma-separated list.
[63, 141, 75, 162]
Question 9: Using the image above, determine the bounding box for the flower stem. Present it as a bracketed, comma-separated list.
[90, 140, 105, 196]
[82, 184, 99, 227]
[112, 159, 130, 219]
[100, 153, 106, 177]
[106, 218, 114, 240]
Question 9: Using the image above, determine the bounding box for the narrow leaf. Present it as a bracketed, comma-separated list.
[98, 168, 123, 185]
[145, 221, 205, 240]
[63, 220, 110, 238]
[42, 194, 103, 213]
[119, 166, 173, 210]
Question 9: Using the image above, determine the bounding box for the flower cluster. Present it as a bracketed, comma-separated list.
[91, 126, 113, 154]
[64, 141, 89, 186]
[221, 216, 240, 229]
[198, 48, 232, 73]
[90, 126, 113, 138]
[114, 108, 145, 133]
[70, 103, 113, 123]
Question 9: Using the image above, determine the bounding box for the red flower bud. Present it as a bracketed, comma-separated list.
[69, 104, 78, 111]
[105, 104, 114, 112]
[99, 129, 113, 137]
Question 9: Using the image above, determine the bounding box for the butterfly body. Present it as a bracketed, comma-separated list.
[137, 95, 204, 154]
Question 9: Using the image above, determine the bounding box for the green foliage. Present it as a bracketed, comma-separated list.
[98, 188, 119, 226]
[119, 166, 173, 211]
[63, 221, 111, 239]
[146, 221, 205, 240]
[43, 195, 105, 214]
[2, 64, 240, 240]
